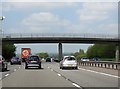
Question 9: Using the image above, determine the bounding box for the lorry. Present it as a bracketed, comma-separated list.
[21, 48, 31, 62]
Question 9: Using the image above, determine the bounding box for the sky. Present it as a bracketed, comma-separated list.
[1, 0, 119, 55]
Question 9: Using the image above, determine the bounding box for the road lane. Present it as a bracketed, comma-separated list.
[2, 63, 23, 80]
[2, 62, 76, 87]
[45, 62, 119, 88]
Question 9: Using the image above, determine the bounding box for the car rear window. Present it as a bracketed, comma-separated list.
[29, 56, 39, 61]
[65, 57, 76, 60]
[83, 57, 88, 59]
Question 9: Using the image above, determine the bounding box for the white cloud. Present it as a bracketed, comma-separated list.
[77, 2, 118, 23]
[2, 2, 76, 11]
[98, 23, 118, 34]
[9, 12, 72, 33]
[2, 0, 119, 2]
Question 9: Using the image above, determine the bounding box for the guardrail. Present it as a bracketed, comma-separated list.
[78, 61, 120, 70]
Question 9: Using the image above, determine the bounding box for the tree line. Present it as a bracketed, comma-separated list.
[73, 44, 120, 61]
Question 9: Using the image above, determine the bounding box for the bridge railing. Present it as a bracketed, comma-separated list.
[2, 33, 119, 39]
[77, 60, 120, 70]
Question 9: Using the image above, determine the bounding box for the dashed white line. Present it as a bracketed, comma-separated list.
[72, 83, 81, 88]
[5, 74, 9, 77]
[51, 69, 53, 71]
[78, 67, 120, 78]
[19, 67, 21, 69]
[57, 73, 61, 77]
[14, 69, 17, 71]
[48, 67, 50, 68]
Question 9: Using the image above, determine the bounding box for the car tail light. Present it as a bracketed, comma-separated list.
[26, 60, 29, 62]
[37, 60, 41, 62]
[0, 61, 2, 64]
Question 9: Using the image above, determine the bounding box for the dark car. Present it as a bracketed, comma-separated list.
[10, 57, 21, 65]
[93, 57, 100, 61]
[25, 55, 41, 69]
[0, 55, 8, 72]
[46, 57, 51, 62]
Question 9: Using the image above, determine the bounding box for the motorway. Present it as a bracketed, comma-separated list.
[0, 61, 119, 89]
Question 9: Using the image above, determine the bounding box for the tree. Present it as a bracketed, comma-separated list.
[2, 42, 16, 61]
[36, 53, 49, 59]
[86, 44, 116, 59]
[73, 49, 86, 60]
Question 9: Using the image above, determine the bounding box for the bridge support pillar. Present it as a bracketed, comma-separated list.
[58, 43, 63, 61]
[115, 45, 119, 62]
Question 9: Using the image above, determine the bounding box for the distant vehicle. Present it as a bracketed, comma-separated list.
[0, 55, 8, 72]
[81, 57, 89, 61]
[10, 57, 21, 65]
[60, 56, 78, 69]
[93, 57, 100, 61]
[25, 55, 41, 69]
[46, 57, 51, 62]
[21, 48, 31, 62]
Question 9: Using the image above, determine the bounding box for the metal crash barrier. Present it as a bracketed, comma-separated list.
[78, 61, 120, 70]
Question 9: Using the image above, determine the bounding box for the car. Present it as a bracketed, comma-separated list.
[25, 55, 41, 69]
[93, 57, 100, 61]
[10, 57, 21, 65]
[46, 57, 51, 62]
[0, 55, 8, 72]
[60, 56, 78, 69]
[81, 57, 89, 61]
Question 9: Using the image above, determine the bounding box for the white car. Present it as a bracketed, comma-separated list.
[81, 57, 89, 61]
[60, 56, 78, 69]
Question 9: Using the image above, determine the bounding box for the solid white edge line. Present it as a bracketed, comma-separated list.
[5, 74, 9, 77]
[57, 73, 61, 77]
[78, 67, 120, 78]
[72, 83, 81, 88]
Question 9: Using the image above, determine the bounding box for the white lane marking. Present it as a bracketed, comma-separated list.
[48, 67, 50, 68]
[78, 67, 120, 78]
[5, 74, 9, 77]
[72, 83, 81, 88]
[57, 73, 61, 77]
[51, 69, 53, 71]
[0, 78, 1, 80]
[19, 67, 21, 68]
[14, 69, 17, 71]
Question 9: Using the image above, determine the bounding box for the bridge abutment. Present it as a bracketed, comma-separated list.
[58, 43, 63, 61]
[115, 45, 119, 62]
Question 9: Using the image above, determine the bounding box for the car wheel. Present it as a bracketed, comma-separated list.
[38, 64, 41, 69]
[75, 67, 78, 70]
[11, 63, 13, 65]
[25, 65, 28, 69]
[38, 66, 41, 69]
[2, 68, 4, 72]
[5, 67, 7, 71]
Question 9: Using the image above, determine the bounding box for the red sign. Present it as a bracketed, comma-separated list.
[22, 48, 31, 58]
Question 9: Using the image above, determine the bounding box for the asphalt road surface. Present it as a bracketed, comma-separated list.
[0, 61, 119, 89]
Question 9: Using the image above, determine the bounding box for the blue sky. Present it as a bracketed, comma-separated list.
[1, 0, 118, 54]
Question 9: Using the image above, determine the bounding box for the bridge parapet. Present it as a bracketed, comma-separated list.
[2, 33, 119, 39]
